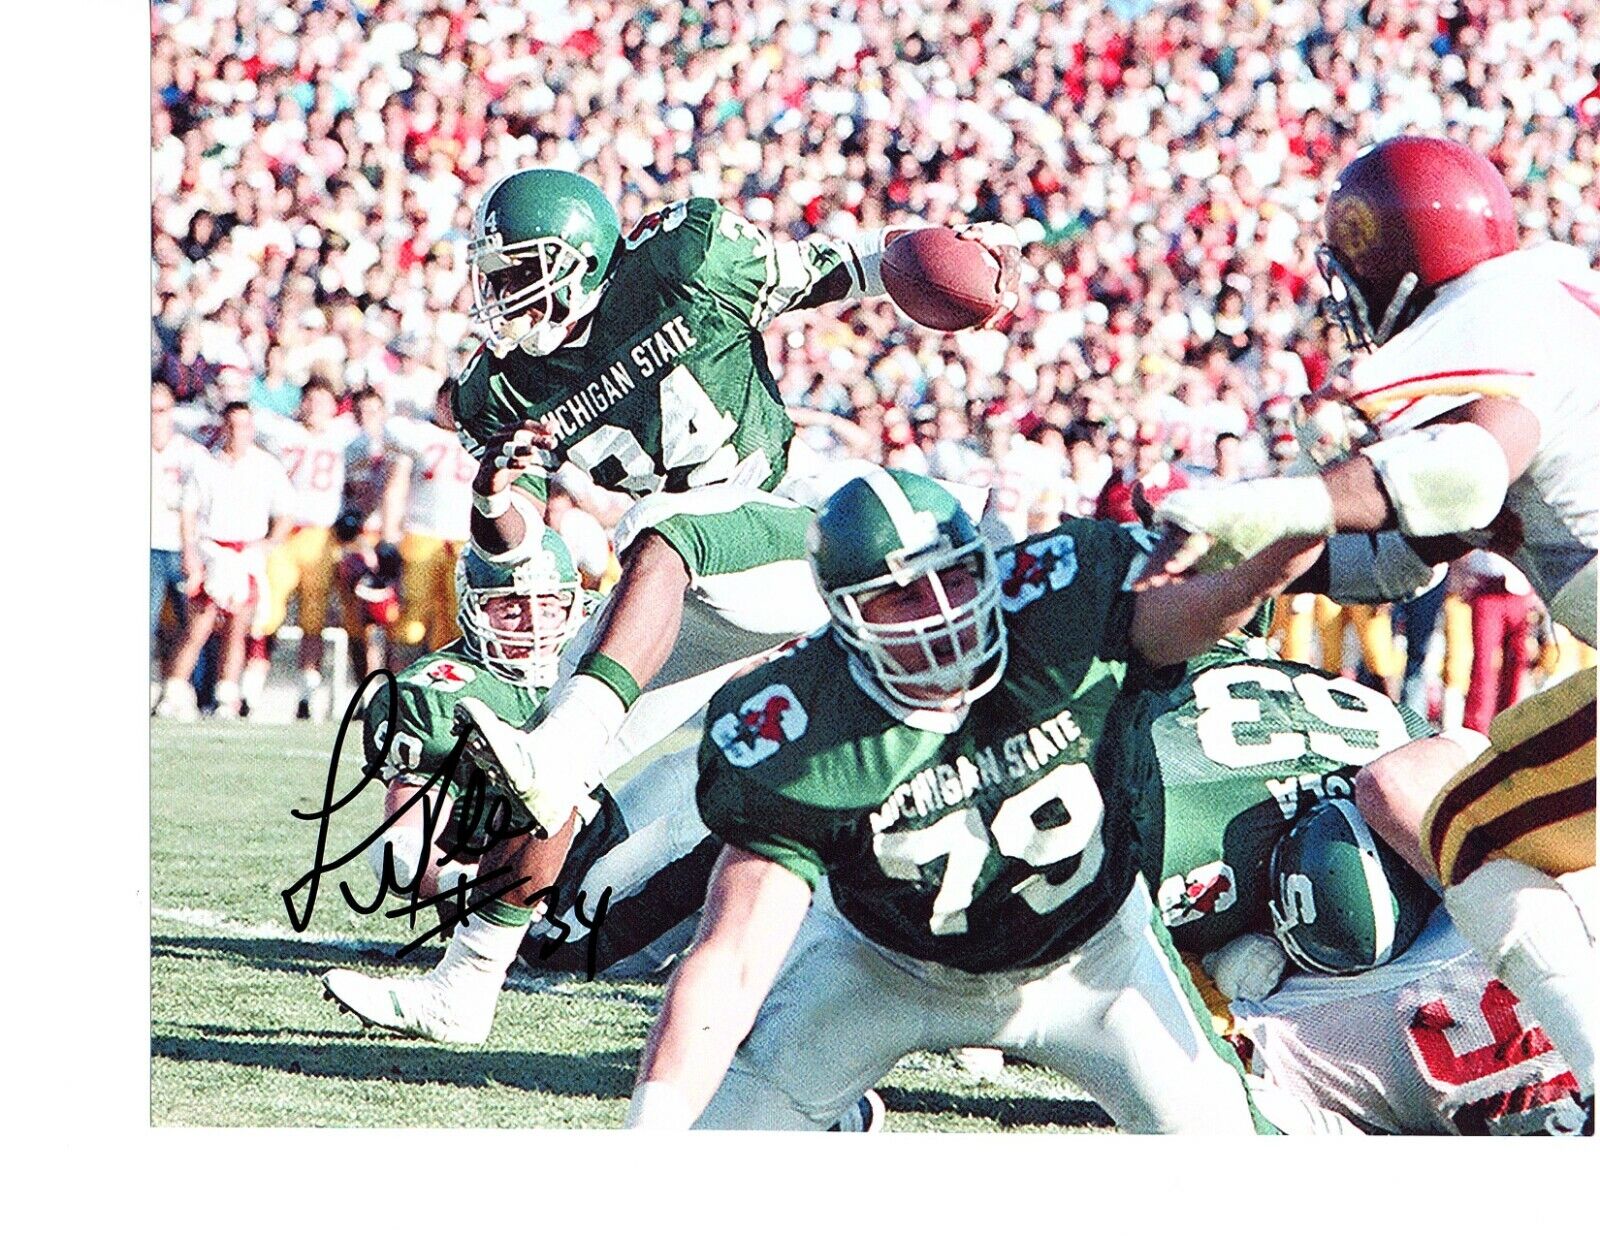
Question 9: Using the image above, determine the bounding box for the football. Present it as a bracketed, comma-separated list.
[881, 227, 1004, 331]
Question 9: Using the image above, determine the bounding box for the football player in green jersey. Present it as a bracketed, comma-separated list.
[1101, 632, 1435, 990]
[322, 438, 723, 1043]
[624, 468, 1326, 1131]
[448, 169, 1020, 843]
[1097, 634, 1592, 1135]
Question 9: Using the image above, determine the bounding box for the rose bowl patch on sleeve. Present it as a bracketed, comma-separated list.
[710, 683, 809, 768]
[997, 533, 1078, 612]
[419, 660, 477, 692]
[1158, 860, 1238, 927]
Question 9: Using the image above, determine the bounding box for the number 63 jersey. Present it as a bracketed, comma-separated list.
[697, 521, 1151, 973]
[453, 197, 846, 504]
[1101, 635, 1433, 955]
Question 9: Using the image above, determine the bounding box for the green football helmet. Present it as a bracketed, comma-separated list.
[1268, 797, 1437, 976]
[455, 528, 585, 689]
[468, 169, 621, 358]
[809, 468, 1006, 707]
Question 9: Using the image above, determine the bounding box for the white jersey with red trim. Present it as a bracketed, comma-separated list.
[1232, 907, 1586, 1135]
[385, 416, 476, 541]
[191, 445, 293, 544]
[1349, 243, 1599, 641]
[253, 416, 359, 529]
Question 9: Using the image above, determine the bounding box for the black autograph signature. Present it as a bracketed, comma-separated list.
[281, 669, 612, 978]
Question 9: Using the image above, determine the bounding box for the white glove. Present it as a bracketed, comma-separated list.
[1203, 932, 1289, 1002]
[951, 221, 1023, 322]
[1154, 476, 1336, 573]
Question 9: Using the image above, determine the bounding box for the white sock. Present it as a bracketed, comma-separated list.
[162, 677, 194, 702]
[214, 679, 241, 715]
[1445, 859, 1598, 1097]
[241, 658, 269, 707]
[1441, 687, 1466, 730]
[299, 666, 324, 699]
[437, 909, 528, 985]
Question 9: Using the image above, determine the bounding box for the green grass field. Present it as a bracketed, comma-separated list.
[151, 718, 1113, 1130]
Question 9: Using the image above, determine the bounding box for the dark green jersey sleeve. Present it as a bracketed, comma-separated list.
[696, 729, 830, 890]
[361, 677, 457, 785]
[636, 198, 847, 330]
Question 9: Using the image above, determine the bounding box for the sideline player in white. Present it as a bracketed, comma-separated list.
[381, 379, 478, 661]
[249, 377, 362, 718]
[151, 381, 210, 661]
[625, 469, 1324, 1132]
[1136, 136, 1598, 1100]
[155, 401, 293, 718]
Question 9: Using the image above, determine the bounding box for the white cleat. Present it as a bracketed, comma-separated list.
[452, 698, 573, 834]
[321, 968, 499, 1045]
[154, 680, 199, 721]
[951, 1046, 1007, 1082]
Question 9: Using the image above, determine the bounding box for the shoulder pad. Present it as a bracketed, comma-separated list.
[623, 199, 717, 282]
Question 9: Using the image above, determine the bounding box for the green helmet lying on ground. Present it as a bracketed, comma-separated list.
[468, 168, 622, 358]
[455, 527, 585, 690]
[808, 468, 1006, 707]
[1268, 796, 1437, 975]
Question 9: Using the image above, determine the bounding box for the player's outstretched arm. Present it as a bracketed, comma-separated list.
[1134, 396, 1540, 589]
[1130, 535, 1326, 666]
[1353, 732, 1485, 885]
[625, 845, 812, 1129]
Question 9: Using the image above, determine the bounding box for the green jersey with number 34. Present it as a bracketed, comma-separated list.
[1099, 636, 1433, 955]
[698, 520, 1157, 973]
[453, 198, 846, 503]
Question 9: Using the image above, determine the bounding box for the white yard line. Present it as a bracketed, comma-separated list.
[150, 905, 613, 996]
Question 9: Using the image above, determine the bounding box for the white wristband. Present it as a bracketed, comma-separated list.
[839, 221, 930, 299]
[1156, 475, 1335, 568]
[624, 1080, 696, 1130]
[472, 487, 513, 519]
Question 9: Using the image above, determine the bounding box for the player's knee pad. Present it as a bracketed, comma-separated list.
[1361, 421, 1508, 538]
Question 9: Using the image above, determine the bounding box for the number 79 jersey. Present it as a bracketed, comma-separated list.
[453, 197, 846, 503]
[1100, 637, 1433, 955]
[697, 521, 1151, 973]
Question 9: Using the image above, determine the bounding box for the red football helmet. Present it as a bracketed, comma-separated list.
[1318, 136, 1517, 348]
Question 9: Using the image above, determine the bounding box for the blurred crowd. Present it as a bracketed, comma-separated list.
[151, 0, 1599, 719]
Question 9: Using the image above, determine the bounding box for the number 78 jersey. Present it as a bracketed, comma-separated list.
[697, 521, 1152, 973]
[453, 197, 846, 503]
